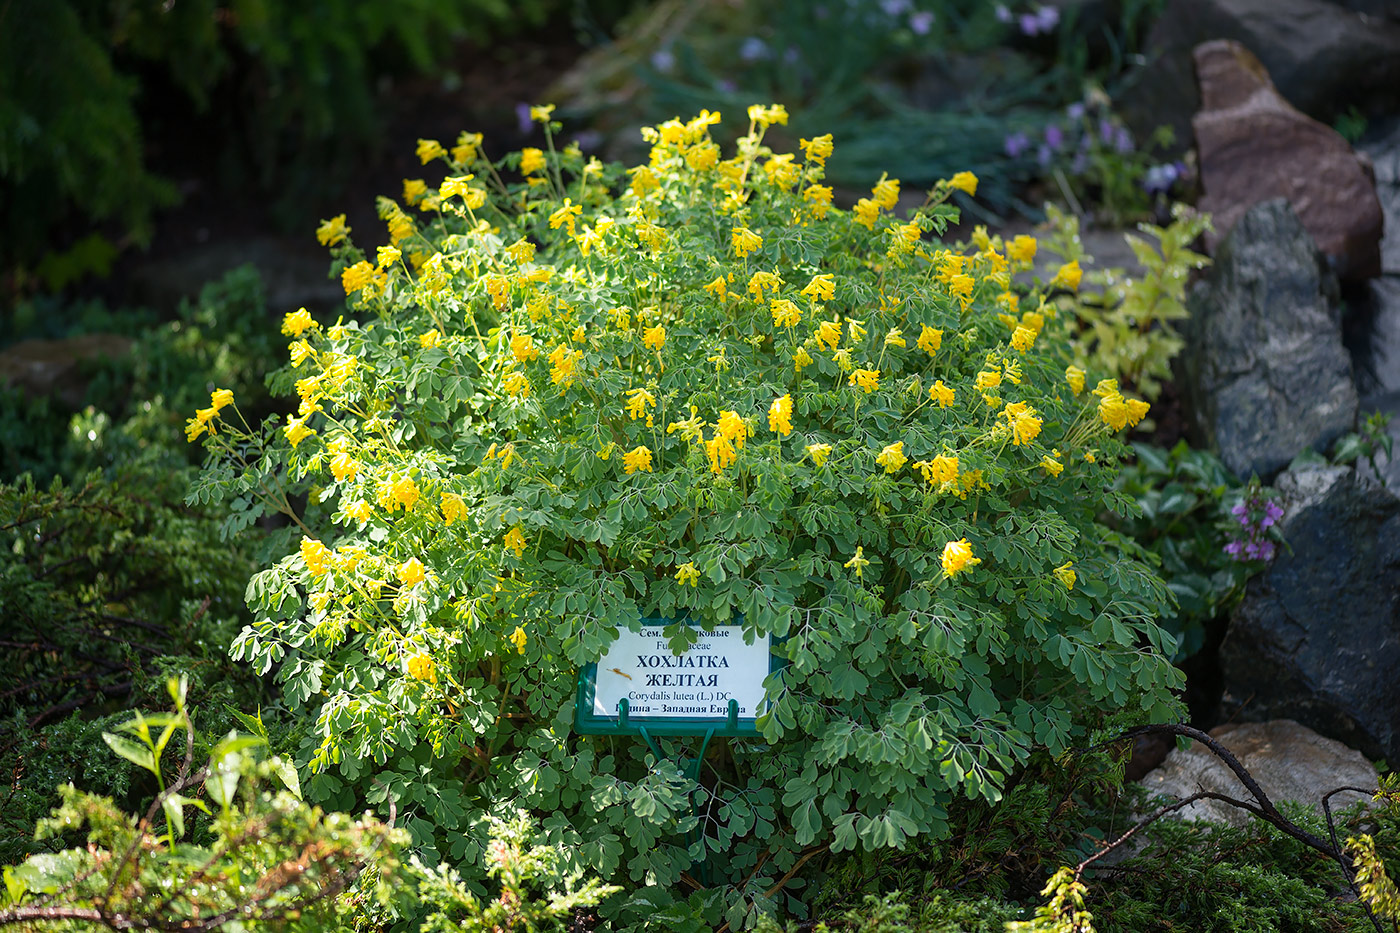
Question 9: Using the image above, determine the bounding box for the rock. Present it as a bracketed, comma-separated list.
[1139, 720, 1378, 825]
[1359, 120, 1400, 276]
[0, 334, 134, 409]
[1218, 463, 1400, 764]
[1180, 198, 1358, 480]
[1193, 40, 1385, 281]
[1116, 0, 1400, 159]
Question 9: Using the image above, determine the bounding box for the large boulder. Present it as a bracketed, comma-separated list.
[1139, 720, 1378, 825]
[1180, 198, 1358, 481]
[1218, 464, 1400, 764]
[1193, 39, 1384, 281]
[1116, 0, 1400, 160]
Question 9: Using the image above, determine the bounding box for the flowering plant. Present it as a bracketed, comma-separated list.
[190, 104, 1181, 924]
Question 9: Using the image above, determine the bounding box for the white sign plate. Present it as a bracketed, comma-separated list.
[592, 624, 771, 720]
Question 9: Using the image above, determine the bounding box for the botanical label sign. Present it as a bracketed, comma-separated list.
[575, 620, 776, 737]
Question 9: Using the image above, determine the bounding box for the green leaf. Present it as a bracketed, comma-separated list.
[102, 732, 156, 775]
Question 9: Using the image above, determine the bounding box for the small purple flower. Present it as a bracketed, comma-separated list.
[880, 0, 912, 15]
[1036, 144, 1054, 167]
[1004, 131, 1031, 158]
[1019, 12, 1040, 35]
[716, 78, 737, 93]
[995, 4, 1013, 23]
[515, 103, 533, 135]
[1044, 124, 1064, 150]
[909, 10, 935, 34]
[1231, 502, 1248, 520]
[1256, 540, 1276, 561]
[1225, 540, 1246, 558]
[1070, 151, 1088, 175]
[1115, 127, 1135, 153]
[1066, 102, 1086, 121]
[1262, 501, 1284, 528]
[1036, 5, 1060, 31]
[739, 37, 769, 61]
[651, 48, 675, 73]
[1099, 118, 1115, 143]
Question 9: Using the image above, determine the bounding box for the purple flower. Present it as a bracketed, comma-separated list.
[1262, 501, 1284, 528]
[1225, 540, 1246, 558]
[1036, 144, 1053, 167]
[1070, 151, 1088, 175]
[880, 0, 912, 15]
[1115, 127, 1134, 153]
[1256, 540, 1276, 561]
[1231, 502, 1248, 519]
[739, 37, 769, 62]
[651, 48, 675, 73]
[515, 102, 533, 135]
[1004, 131, 1031, 158]
[909, 10, 935, 34]
[1099, 118, 1115, 143]
[1044, 124, 1064, 150]
[1019, 12, 1040, 35]
[1066, 102, 1086, 121]
[1036, 5, 1060, 31]
[995, 4, 1013, 23]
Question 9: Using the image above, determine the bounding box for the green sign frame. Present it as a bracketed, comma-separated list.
[574, 617, 783, 738]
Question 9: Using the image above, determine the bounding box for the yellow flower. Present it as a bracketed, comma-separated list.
[800, 134, 834, 164]
[847, 318, 866, 345]
[948, 273, 975, 307]
[666, 406, 705, 443]
[916, 454, 959, 485]
[282, 307, 317, 337]
[1008, 234, 1037, 263]
[916, 325, 943, 355]
[419, 329, 442, 349]
[402, 178, 427, 206]
[1005, 402, 1043, 446]
[805, 443, 833, 467]
[948, 171, 978, 196]
[1127, 398, 1151, 426]
[510, 625, 528, 654]
[629, 164, 660, 197]
[529, 104, 555, 123]
[289, 340, 313, 367]
[930, 380, 955, 408]
[975, 369, 1002, 391]
[1051, 260, 1083, 291]
[441, 493, 467, 525]
[1066, 365, 1086, 396]
[548, 345, 582, 385]
[210, 388, 234, 412]
[771, 299, 802, 328]
[503, 370, 531, 398]
[732, 226, 763, 258]
[703, 276, 728, 300]
[300, 537, 333, 577]
[504, 526, 527, 557]
[876, 441, 906, 474]
[643, 324, 667, 350]
[520, 147, 547, 176]
[1040, 454, 1064, 476]
[715, 410, 749, 449]
[624, 387, 655, 421]
[509, 333, 539, 363]
[330, 452, 359, 482]
[1098, 393, 1129, 431]
[1053, 561, 1077, 590]
[341, 261, 379, 295]
[832, 348, 853, 371]
[816, 319, 842, 352]
[623, 445, 653, 474]
[675, 562, 701, 586]
[768, 394, 793, 435]
[416, 138, 446, 164]
[844, 546, 871, 578]
[884, 328, 906, 348]
[872, 174, 900, 210]
[705, 433, 737, 473]
[1093, 378, 1120, 398]
[941, 539, 981, 577]
[853, 198, 880, 229]
[316, 214, 350, 247]
[397, 557, 426, 587]
[793, 346, 813, 371]
[850, 368, 880, 393]
[747, 103, 788, 127]
[345, 500, 373, 523]
[377, 245, 401, 269]
[284, 416, 315, 448]
[804, 184, 834, 218]
[1002, 358, 1023, 385]
[407, 652, 437, 683]
[1010, 325, 1036, 352]
[452, 131, 482, 165]
[549, 199, 582, 235]
[800, 273, 835, 302]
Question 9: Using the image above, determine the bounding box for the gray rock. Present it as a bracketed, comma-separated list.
[1218, 464, 1400, 764]
[1180, 199, 1358, 480]
[1116, 0, 1400, 157]
[1139, 720, 1378, 825]
[1359, 122, 1400, 276]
